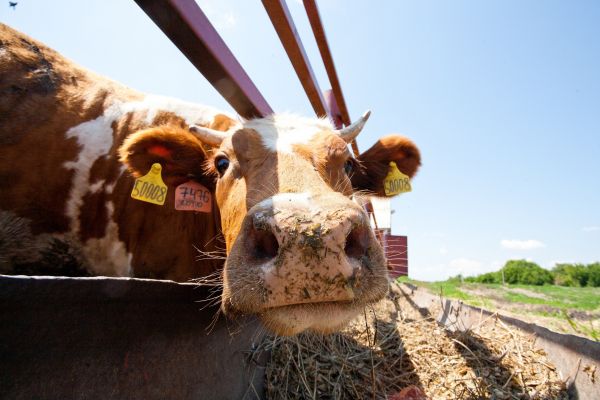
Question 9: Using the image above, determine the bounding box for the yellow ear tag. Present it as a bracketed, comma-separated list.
[383, 161, 412, 196]
[130, 163, 168, 206]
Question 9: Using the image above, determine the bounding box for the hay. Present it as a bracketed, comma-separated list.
[255, 283, 567, 399]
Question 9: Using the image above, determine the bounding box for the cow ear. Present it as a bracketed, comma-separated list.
[351, 135, 421, 197]
[118, 126, 211, 187]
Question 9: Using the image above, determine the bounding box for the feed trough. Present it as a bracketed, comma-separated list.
[0, 275, 265, 399]
[3, 278, 599, 399]
[257, 282, 600, 399]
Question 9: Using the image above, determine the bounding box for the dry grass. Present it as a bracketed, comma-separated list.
[254, 283, 567, 399]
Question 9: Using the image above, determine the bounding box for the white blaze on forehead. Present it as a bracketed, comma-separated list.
[244, 114, 334, 153]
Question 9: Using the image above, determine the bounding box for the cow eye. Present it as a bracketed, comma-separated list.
[343, 159, 354, 175]
[215, 156, 230, 176]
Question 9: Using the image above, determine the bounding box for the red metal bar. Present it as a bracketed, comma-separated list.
[307, 1, 360, 156]
[303, 0, 351, 126]
[134, 0, 273, 119]
[261, 0, 329, 117]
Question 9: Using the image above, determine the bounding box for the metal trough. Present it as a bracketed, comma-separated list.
[0, 275, 265, 400]
[3, 276, 599, 399]
[397, 283, 600, 400]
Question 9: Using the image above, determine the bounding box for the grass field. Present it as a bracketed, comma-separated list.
[397, 277, 600, 341]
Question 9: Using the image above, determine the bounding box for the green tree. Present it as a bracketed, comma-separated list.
[472, 271, 500, 284]
[501, 260, 553, 285]
[587, 262, 600, 287]
[552, 263, 591, 287]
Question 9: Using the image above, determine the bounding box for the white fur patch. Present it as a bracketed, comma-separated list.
[80, 202, 132, 276]
[141, 94, 236, 127]
[254, 193, 314, 215]
[244, 114, 334, 153]
[63, 104, 120, 235]
[271, 192, 312, 207]
[63, 95, 230, 275]
[88, 179, 105, 194]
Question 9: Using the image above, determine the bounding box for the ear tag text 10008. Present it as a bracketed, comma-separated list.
[383, 161, 411, 196]
[131, 163, 168, 206]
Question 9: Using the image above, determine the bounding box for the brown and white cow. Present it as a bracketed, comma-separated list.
[0, 24, 421, 335]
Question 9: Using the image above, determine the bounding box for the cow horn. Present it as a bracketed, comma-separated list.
[188, 125, 229, 146]
[334, 110, 371, 143]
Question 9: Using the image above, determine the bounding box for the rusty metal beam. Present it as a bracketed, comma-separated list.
[261, 0, 329, 117]
[306, 0, 359, 156]
[303, 0, 351, 127]
[134, 0, 273, 119]
[304, 0, 360, 157]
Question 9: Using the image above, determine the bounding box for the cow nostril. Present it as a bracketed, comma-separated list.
[252, 229, 279, 260]
[344, 225, 369, 259]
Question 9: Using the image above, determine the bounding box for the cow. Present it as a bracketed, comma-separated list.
[0, 24, 421, 335]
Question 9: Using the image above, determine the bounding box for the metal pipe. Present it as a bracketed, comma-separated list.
[135, 0, 273, 119]
[261, 0, 329, 117]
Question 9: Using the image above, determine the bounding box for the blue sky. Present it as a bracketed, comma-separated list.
[3, 1, 599, 281]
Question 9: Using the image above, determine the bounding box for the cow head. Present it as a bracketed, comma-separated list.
[119, 112, 420, 335]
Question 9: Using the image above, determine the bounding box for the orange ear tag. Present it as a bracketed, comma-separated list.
[131, 163, 167, 205]
[383, 161, 412, 196]
[175, 181, 212, 213]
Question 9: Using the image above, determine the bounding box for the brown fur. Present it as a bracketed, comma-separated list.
[0, 24, 235, 280]
[306, 131, 356, 196]
[0, 24, 115, 234]
[119, 126, 212, 188]
[210, 114, 238, 131]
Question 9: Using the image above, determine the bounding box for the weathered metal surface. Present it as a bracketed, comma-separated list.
[303, 0, 350, 126]
[135, 0, 273, 119]
[305, 1, 359, 156]
[261, 0, 329, 117]
[398, 283, 600, 400]
[0, 275, 265, 400]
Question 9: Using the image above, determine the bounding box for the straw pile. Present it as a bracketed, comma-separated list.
[255, 282, 567, 399]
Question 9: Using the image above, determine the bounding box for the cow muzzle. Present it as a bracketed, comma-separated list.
[225, 193, 382, 311]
